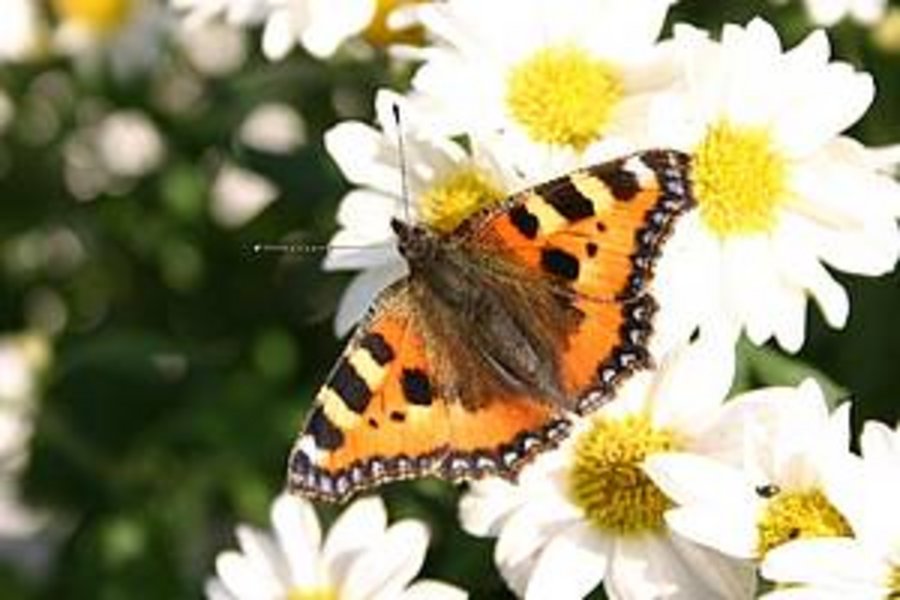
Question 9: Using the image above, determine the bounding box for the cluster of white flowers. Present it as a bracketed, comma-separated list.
[200, 1, 900, 598]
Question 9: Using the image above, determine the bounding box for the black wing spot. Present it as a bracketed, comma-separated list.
[389, 411, 406, 422]
[401, 368, 433, 406]
[594, 165, 640, 201]
[541, 248, 580, 281]
[508, 205, 539, 239]
[586, 242, 598, 257]
[538, 178, 595, 221]
[368, 418, 379, 429]
[359, 332, 395, 365]
[596, 221, 607, 232]
[330, 359, 372, 413]
[308, 407, 344, 450]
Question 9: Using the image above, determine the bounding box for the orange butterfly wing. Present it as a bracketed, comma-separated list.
[287, 283, 570, 502]
[464, 149, 694, 413]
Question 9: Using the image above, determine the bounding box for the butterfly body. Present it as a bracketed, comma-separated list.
[392, 217, 574, 407]
[289, 150, 695, 502]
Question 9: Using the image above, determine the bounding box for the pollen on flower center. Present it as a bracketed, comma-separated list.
[506, 44, 622, 152]
[568, 413, 679, 534]
[417, 167, 504, 232]
[363, 0, 427, 48]
[287, 587, 337, 600]
[691, 120, 789, 237]
[53, 0, 133, 32]
[756, 488, 852, 557]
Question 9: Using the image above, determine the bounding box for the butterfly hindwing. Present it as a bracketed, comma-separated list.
[287, 284, 571, 502]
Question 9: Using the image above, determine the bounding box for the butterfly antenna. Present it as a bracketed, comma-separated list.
[392, 102, 412, 224]
[251, 242, 390, 255]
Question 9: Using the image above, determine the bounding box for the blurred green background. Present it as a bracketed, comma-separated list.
[0, 1, 898, 598]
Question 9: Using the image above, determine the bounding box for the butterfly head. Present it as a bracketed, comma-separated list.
[391, 218, 439, 266]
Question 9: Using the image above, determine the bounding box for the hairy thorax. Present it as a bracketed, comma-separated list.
[393, 219, 581, 410]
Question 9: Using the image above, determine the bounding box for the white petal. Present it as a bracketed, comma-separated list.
[271, 494, 322, 588]
[235, 526, 290, 588]
[665, 504, 759, 560]
[324, 121, 401, 197]
[340, 520, 429, 600]
[494, 501, 576, 587]
[648, 337, 735, 435]
[860, 420, 899, 463]
[399, 580, 468, 600]
[669, 532, 757, 599]
[301, 0, 374, 59]
[721, 236, 781, 346]
[775, 235, 850, 330]
[606, 534, 726, 600]
[805, 0, 848, 25]
[332, 262, 408, 337]
[215, 551, 283, 599]
[761, 538, 888, 590]
[322, 496, 388, 583]
[261, 10, 298, 60]
[204, 577, 236, 600]
[458, 478, 522, 537]
[322, 232, 398, 271]
[850, 0, 888, 23]
[524, 521, 610, 600]
[773, 62, 873, 157]
[644, 453, 753, 508]
[333, 189, 400, 232]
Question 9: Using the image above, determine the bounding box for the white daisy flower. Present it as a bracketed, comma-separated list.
[206, 493, 467, 600]
[63, 109, 166, 200]
[407, 0, 677, 176]
[0, 0, 47, 63]
[323, 89, 524, 336]
[759, 420, 900, 599]
[459, 337, 757, 599]
[645, 18, 900, 352]
[239, 103, 307, 154]
[175, 18, 249, 77]
[210, 162, 278, 229]
[52, 0, 170, 78]
[645, 379, 858, 566]
[0, 333, 51, 541]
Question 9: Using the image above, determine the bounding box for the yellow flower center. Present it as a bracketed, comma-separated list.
[569, 413, 680, 535]
[691, 120, 789, 237]
[363, 0, 427, 48]
[286, 588, 337, 600]
[874, 9, 900, 54]
[53, 0, 133, 32]
[506, 44, 622, 152]
[756, 488, 852, 557]
[888, 563, 900, 595]
[417, 167, 505, 233]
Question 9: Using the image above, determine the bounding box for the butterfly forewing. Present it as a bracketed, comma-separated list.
[464, 150, 694, 412]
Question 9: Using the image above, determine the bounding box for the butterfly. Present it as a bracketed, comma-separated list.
[287, 149, 695, 502]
